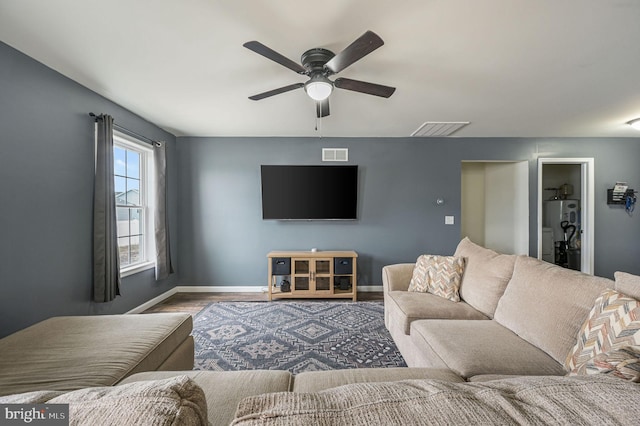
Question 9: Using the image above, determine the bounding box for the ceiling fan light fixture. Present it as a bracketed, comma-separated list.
[305, 76, 333, 101]
[628, 118, 640, 130]
[244, 31, 394, 119]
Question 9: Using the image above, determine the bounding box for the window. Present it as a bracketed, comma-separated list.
[113, 132, 155, 276]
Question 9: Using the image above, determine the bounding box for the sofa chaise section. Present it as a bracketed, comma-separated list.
[383, 289, 488, 366]
[0, 313, 193, 396]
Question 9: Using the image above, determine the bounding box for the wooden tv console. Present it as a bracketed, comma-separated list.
[267, 250, 358, 301]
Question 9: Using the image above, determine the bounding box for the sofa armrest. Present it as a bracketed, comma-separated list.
[382, 264, 415, 292]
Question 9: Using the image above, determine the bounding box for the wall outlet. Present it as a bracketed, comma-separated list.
[445, 216, 455, 225]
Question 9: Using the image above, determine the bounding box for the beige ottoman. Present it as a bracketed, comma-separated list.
[0, 313, 193, 396]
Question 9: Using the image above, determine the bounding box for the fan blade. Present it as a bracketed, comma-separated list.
[243, 41, 307, 74]
[325, 31, 384, 74]
[316, 99, 330, 118]
[334, 78, 396, 98]
[249, 83, 304, 100]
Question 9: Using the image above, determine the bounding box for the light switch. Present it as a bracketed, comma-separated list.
[445, 216, 455, 225]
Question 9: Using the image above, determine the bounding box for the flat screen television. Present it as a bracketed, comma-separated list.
[261, 165, 358, 220]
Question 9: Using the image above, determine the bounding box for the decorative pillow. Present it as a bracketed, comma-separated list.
[565, 289, 640, 372]
[408, 255, 465, 302]
[569, 346, 640, 382]
[408, 255, 432, 293]
[0, 376, 210, 425]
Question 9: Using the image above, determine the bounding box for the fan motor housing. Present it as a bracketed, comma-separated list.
[301, 48, 335, 73]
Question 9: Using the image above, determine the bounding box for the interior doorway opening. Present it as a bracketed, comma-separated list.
[461, 161, 529, 255]
[537, 158, 594, 274]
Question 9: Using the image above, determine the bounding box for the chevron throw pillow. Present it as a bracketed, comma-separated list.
[408, 255, 432, 293]
[569, 346, 640, 382]
[408, 255, 465, 302]
[565, 289, 640, 373]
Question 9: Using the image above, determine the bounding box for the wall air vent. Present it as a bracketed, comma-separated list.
[411, 121, 470, 137]
[322, 148, 349, 162]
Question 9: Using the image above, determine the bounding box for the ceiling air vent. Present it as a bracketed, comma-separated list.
[322, 148, 349, 162]
[411, 121, 470, 137]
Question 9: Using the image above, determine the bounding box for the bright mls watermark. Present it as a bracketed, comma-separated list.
[1, 405, 68, 425]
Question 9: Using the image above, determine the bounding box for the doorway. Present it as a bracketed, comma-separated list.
[461, 161, 529, 255]
[537, 158, 594, 274]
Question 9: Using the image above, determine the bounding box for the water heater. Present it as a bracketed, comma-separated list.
[543, 200, 580, 245]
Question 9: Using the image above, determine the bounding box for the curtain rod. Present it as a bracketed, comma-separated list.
[89, 113, 162, 146]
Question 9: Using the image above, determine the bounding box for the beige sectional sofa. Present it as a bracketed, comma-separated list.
[0, 308, 464, 425]
[2, 243, 639, 425]
[383, 237, 616, 379]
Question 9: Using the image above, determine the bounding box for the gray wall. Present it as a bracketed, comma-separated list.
[0, 42, 179, 337]
[3, 38, 640, 338]
[177, 137, 640, 288]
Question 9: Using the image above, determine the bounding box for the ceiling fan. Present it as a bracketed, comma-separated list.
[243, 31, 396, 118]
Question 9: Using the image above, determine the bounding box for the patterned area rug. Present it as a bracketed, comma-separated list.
[192, 301, 407, 373]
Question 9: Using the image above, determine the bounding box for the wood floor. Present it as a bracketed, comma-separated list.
[143, 292, 384, 316]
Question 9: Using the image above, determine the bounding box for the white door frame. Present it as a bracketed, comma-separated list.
[537, 158, 594, 274]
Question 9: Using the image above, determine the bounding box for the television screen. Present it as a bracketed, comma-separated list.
[261, 165, 358, 220]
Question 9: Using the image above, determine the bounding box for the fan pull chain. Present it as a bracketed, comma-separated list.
[315, 102, 323, 137]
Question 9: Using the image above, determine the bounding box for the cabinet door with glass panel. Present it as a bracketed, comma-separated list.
[292, 258, 332, 294]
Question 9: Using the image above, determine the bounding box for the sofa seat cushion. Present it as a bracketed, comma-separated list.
[121, 370, 292, 426]
[410, 319, 566, 378]
[454, 237, 517, 318]
[494, 256, 613, 365]
[387, 291, 487, 335]
[0, 375, 208, 425]
[0, 313, 193, 396]
[293, 367, 464, 393]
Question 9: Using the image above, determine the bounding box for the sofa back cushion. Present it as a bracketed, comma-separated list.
[494, 256, 613, 365]
[454, 237, 517, 317]
[614, 271, 640, 299]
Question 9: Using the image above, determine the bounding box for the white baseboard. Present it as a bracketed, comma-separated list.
[175, 285, 382, 293]
[129, 285, 383, 313]
[174, 285, 269, 293]
[358, 286, 383, 292]
[126, 287, 179, 314]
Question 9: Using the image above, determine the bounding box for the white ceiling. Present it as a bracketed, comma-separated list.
[1, 0, 640, 138]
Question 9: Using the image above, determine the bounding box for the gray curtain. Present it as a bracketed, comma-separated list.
[93, 114, 121, 302]
[154, 142, 174, 280]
